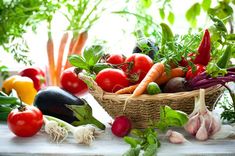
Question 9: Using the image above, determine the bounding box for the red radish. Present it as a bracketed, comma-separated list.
[111, 116, 132, 137]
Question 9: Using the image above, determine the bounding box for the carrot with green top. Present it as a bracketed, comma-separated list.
[155, 67, 185, 85]
[115, 84, 139, 94]
[131, 63, 165, 97]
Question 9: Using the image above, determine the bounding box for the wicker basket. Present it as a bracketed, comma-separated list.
[80, 75, 223, 128]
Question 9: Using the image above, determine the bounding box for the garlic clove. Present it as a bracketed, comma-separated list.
[196, 116, 208, 141]
[184, 113, 200, 136]
[166, 130, 188, 144]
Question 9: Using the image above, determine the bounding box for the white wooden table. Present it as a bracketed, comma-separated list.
[1, 94, 235, 156]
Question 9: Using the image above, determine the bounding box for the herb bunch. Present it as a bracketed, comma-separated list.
[0, 0, 62, 65]
[122, 106, 188, 156]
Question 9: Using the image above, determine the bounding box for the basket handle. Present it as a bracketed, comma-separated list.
[78, 73, 104, 94]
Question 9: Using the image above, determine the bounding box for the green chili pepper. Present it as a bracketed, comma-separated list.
[160, 23, 174, 51]
[0, 96, 19, 105]
[217, 45, 233, 68]
[0, 111, 11, 121]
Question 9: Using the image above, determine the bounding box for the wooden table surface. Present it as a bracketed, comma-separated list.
[1, 94, 235, 156]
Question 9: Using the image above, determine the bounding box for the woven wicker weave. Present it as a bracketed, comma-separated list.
[80, 74, 223, 128]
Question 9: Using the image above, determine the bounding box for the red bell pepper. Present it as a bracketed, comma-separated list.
[186, 64, 206, 80]
[19, 67, 46, 91]
[193, 29, 211, 66]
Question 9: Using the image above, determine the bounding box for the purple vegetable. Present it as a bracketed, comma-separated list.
[187, 71, 235, 90]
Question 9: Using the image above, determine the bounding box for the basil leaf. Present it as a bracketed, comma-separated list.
[68, 55, 90, 71]
[209, 15, 227, 33]
[131, 129, 144, 137]
[143, 144, 158, 156]
[124, 136, 139, 148]
[83, 45, 104, 66]
[164, 106, 188, 126]
[122, 146, 141, 156]
[226, 34, 235, 41]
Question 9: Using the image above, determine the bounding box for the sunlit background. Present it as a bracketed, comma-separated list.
[0, 0, 212, 71]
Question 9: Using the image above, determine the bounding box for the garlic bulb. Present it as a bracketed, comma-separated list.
[184, 89, 221, 141]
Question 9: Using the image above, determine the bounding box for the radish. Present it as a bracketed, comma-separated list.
[111, 116, 132, 137]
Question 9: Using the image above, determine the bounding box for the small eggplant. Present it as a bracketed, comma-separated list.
[133, 39, 159, 60]
[34, 86, 105, 130]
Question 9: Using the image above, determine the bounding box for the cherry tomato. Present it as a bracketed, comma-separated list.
[106, 54, 125, 65]
[19, 67, 46, 91]
[186, 64, 205, 80]
[60, 67, 88, 95]
[95, 68, 129, 92]
[7, 105, 43, 137]
[124, 53, 153, 83]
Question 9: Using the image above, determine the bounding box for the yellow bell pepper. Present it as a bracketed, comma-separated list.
[2, 75, 37, 105]
[2, 75, 21, 94]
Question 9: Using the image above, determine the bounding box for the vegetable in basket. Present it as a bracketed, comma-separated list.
[132, 30, 159, 60]
[34, 86, 105, 130]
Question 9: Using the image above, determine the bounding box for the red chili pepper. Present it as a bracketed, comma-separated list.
[186, 64, 206, 80]
[193, 29, 211, 66]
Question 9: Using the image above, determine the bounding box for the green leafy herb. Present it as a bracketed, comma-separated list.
[123, 106, 188, 156]
[68, 45, 104, 74]
[0, 0, 62, 65]
[167, 11, 175, 25]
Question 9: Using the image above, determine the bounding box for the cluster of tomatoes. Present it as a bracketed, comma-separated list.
[96, 53, 153, 92]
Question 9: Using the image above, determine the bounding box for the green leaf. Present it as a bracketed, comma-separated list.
[147, 134, 156, 145]
[143, 144, 158, 156]
[140, 0, 152, 8]
[201, 0, 211, 11]
[83, 45, 104, 66]
[159, 8, 165, 19]
[226, 34, 235, 41]
[124, 137, 139, 148]
[68, 55, 90, 71]
[167, 11, 175, 25]
[186, 3, 201, 27]
[131, 129, 144, 137]
[122, 146, 141, 156]
[209, 15, 227, 33]
[164, 106, 188, 126]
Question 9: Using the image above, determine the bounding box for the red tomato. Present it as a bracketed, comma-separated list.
[7, 105, 43, 137]
[60, 67, 88, 95]
[186, 64, 206, 80]
[95, 69, 129, 92]
[124, 53, 153, 83]
[106, 54, 125, 65]
[19, 67, 46, 91]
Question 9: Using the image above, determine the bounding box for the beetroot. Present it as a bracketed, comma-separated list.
[111, 116, 132, 137]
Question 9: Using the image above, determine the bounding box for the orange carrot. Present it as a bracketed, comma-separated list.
[115, 84, 139, 94]
[47, 36, 56, 86]
[56, 32, 69, 85]
[155, 67, 185, 85]
[64, 31, 88, 69]
[132, 63, 165, 97]
[71, 31, 88, 55]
